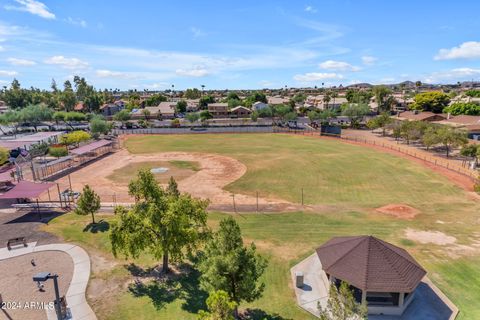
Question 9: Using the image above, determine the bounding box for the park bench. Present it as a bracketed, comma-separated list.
[7, 237, 27, 250]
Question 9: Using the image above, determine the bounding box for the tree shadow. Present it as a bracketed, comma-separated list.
[128, 278, 179, 310]
[241, 309, 291, 320]
[83, 220, 110, 233]
[125, 263, 208, 313]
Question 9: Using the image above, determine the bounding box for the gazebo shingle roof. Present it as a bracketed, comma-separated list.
[316, 236, 426, 293]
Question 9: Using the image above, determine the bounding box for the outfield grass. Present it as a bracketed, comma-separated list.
[124, 134, 466, 211]
[42, 134, 480, 319]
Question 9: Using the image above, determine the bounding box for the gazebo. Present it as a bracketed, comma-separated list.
[316, 235, 426, 316]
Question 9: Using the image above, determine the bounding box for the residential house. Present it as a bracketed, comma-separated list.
[396, 111, 446, 122]
[252, 101, 268, 111]
[157, 102, 176, 119]
[208, 103, 229, 118]
[230, 106, 252, 118]
[267, 96, 290, 106]
[74, 102, 85, 112]
[101, 103, 123, 117]
[186, 99, 200, 112]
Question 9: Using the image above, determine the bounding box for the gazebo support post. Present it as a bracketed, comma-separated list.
[361, 290, 367, 306]
[399, 292, 405, 307]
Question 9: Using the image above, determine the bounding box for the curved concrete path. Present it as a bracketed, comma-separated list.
[0, 242, 97, 320]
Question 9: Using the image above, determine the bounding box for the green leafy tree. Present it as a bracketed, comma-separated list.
[411, 91, 450, 113]
[200, 110, 213, 121]
[166, 176, 180, 198]
[4, 79, 30, 109]
[144, 94, 167, 106]
[184, 88, 202, 99]
[373, 85, 392, 113]
[272, 104, 293, 122]
[186, 112, 200, 124]
[90, 117, 110, 137]
[198, 290, 236, 320]
[257, 106, 273, 118]
[176, 100, 187, 114]
[399, 121, 424, 145]
[60, 80, 77, 111]
[0, 111, 21, 135]
[421, 126, 440, 150]
[75, 185, 101, 224]
[341, 103, 370, 128]
[199, 217, 267, 318]
[113, 109, 131, 126]
[199, 95, 216, 109]
[19, 105, 53, 131]
[436, 126, 468, 157]
[110, 170, 209, 273]
[443, 102, 480, 116]
[318, 282, 367, 320]
[461, 144, 480, 167]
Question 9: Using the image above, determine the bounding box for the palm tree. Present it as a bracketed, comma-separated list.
[201, 84, 205, 96]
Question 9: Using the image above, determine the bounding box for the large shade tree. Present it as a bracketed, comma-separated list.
[110, 170, 209, 273]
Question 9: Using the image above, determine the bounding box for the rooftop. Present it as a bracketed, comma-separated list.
[316, 235, 426, 292]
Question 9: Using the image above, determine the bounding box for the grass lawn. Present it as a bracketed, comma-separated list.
[124, 134, 466, 211]
[42, 134, 480, 319]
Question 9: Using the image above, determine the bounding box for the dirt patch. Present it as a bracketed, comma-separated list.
[376, 204, 420, 219]
[405, 228, 457, 245]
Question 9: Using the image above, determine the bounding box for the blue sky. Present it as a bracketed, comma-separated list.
[0, 0, 479, 90]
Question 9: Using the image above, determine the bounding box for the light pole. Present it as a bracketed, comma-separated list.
[33, 272, 62, 320]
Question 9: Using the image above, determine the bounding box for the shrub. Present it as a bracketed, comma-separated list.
[48, 146, 68, 158]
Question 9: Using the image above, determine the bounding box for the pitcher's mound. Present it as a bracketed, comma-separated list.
[376, 204, 419, 219]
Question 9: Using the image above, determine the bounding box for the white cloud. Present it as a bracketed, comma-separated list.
[304, 5, 317, 13]
[44, 56, 89, 69]
[5, 0, 55, 19]
[293, 72, 343, 82]
[190, 27, 206, 38]
[424, 68, 480, 83]
[0, 70, 18, 76]
[361, 56, 377, 66]
[65, 17, 87, 28]
[175, 67, 210, 77]
[434, 41, 480, 60]
[259, 80, 274, 87]
[7, 57, 36, 66]
[95, 69, 136, 79]
[319, 60, 360, 71]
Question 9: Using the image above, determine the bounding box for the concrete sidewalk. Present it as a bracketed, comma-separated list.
[0, 242, 97, 320]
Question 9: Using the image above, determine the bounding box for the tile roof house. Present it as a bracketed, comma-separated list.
[316, 235, 426, 316]
[396, 111, 447, 122]
[156, 102, 176, 119]
[74, 102, 85, 112]
[208, 103, 229, 118]
[230, 106, 252, 118]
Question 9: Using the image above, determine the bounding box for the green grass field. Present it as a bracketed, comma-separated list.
[43, 134, 480, 319]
